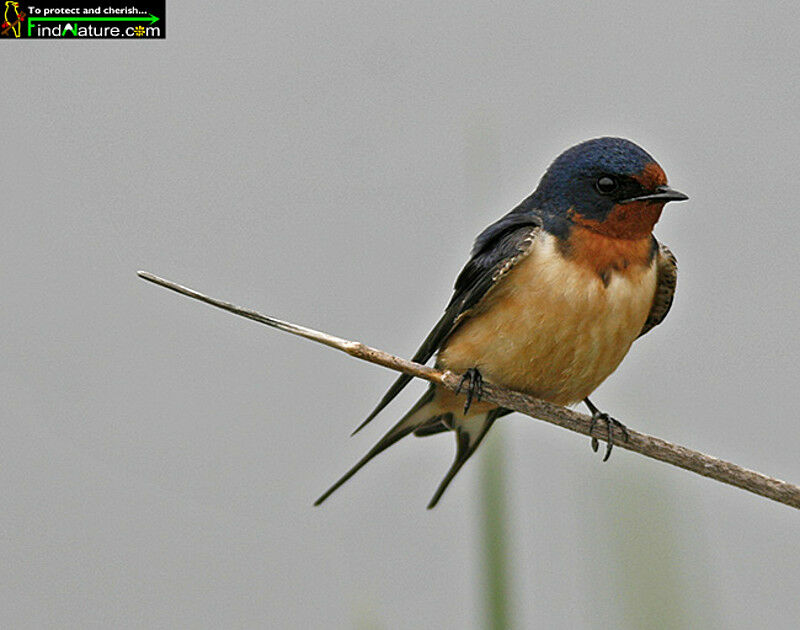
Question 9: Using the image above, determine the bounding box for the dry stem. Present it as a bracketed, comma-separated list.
[137, 271, 800, 511]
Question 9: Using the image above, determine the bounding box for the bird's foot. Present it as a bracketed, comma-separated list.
[586, 405, 629, 462]
[456, 367, 483, 415]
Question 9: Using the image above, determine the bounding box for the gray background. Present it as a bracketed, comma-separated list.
[3, 2, 799, 628]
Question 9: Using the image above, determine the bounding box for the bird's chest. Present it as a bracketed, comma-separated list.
[438, 232, 658, 404]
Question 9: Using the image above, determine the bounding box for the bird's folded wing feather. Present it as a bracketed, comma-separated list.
[352, 211, 542, 433]
[639, 241, 678, 338]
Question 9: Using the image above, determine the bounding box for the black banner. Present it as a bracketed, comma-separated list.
[2, 1, 166, 39]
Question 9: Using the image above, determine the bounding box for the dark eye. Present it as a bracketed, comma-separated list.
[595, 176, 618, 194]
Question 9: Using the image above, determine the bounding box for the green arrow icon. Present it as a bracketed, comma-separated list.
[27, 13, 159, 36]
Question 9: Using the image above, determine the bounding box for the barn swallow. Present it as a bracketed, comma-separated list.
[315, 137, 687, 508]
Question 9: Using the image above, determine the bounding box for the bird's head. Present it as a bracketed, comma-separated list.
[533, 137, 687, 239]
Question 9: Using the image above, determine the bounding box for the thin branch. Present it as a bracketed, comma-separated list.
[137, 270, 800, 511]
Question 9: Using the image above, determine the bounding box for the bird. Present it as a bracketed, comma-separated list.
[2, 1, 21, 38]
[314, 137, 688, 509]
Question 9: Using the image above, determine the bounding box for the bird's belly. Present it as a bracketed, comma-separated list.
[437, 234, 658, 405]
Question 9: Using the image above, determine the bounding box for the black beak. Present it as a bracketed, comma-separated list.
[621, 185, 689, 204]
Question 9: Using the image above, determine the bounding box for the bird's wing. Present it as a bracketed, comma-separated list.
[638, 240, 678, 338]
[351, 211, 542, 434]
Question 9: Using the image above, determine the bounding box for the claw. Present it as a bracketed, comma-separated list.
[456, 368, 483, 415]
[589, 414, 600, 452]
[602, 420, 614, 462]
[584, 398, 629, 461]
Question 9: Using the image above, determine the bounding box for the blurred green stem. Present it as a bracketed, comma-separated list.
[480, 431, 512, 630]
